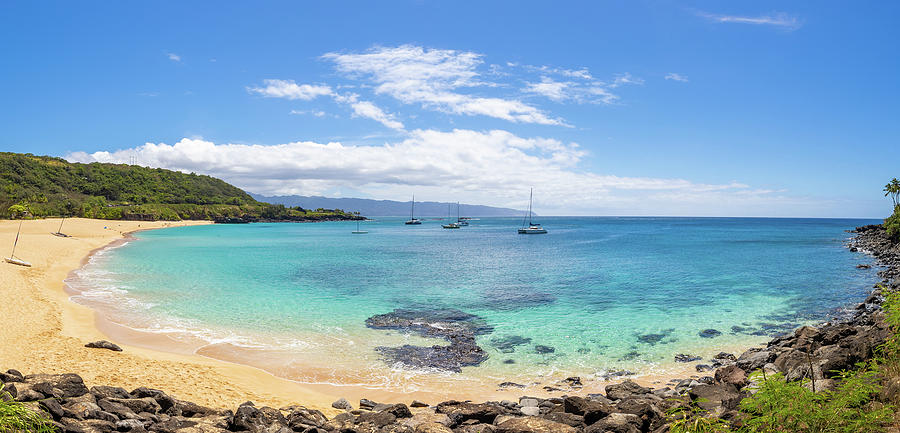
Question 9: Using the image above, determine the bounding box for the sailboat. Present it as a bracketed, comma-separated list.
[441, 203, 461, 229]
[404, 195, 422, 225]
[518, 188, 547, 234]
[51, 217, 69, 237]
[456, 203, 469, 226]
[351, 212, 368, 234]
[6, 221, 32, 267]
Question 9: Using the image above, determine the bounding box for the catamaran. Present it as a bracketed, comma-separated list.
[404, 195, 422, 225]
[441, 202, 461, 229]
[518, 188, 547, 234]
[6, 221, 32, 267]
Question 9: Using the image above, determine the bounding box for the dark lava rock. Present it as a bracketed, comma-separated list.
[367, 308, 493, 372]
[131, 387, 176, 413]
[715, 365, 748, 388]
[489, 335, 532, 353]
[375, 342, 488, 373]
[0, 369, 24, 383]
[713, 352, 737, 361]
[674, 354, 701, 363]
[735, 349, 776, 372]
[359, 398, 379, 410]
[84, 340, 123, 352]
[379, 403, 412, 418]
[534, 345, 555, 354]
[503, 359, 515, 364]
[331, 398, 352, 410]
[498, 382, 526, 388]
[699, 329, 722, 338]
[435, 401, 504, 426]
[695, 364, 714, 373]
[605, 380, 652, 401]
[91, 386, 132, 400]
[495, 416, 577, 433]
[27, 373, 90, 398]
[584, 413, 642, 433]
[688, 383, 742, 411]
[563, 396, 615, 425]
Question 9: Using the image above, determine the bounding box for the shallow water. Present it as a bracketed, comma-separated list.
[68, 217, 881, 390]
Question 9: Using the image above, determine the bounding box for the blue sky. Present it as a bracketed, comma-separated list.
[1, 1, 898, 217]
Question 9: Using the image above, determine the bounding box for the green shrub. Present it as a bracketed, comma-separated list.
[0, 385, 56, 433]
[885, 205, 900, 240]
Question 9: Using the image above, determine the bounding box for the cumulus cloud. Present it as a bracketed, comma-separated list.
[665, 73, 689, 82]
[65, 129, 804, 216]
[321, 45, 565, 125]
[247, 79, 334, 100]
[698, 11, 801, 30]
[167, 53, 181, 62]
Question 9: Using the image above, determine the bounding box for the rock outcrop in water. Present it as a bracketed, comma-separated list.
[365, 308, 493, 372]
[4, 224, 896, 433]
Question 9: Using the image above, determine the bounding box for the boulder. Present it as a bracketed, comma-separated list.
[688, 384, 741, 412]
[714, 365, 748, 388]
[98, 398, 139, 420]
[495, 416, 578, 433]
[27, 373, 90, 398]
[402, 412, 452, 430]
[0, 369, 24, 383]
[39, 398, 65, 420]
[414, 422, 453, 433]
[435, 401, 503, 426]
[584, 413, 642, 433]
[84, 341, 123, 352]
[91, 386, 132, 400]
[674, 354, 701, 363]
[615, 397, 664, 430]
[106, 397, 161, 415]
[735, 349, 775, 372]
[456, 424, 495, 433]
[605, 380, 651, 401]
[380, 403, 413, 418]
[562, 396, 614, 425]
[331, 398, 352, 410]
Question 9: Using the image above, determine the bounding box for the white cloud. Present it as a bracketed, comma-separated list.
[610, 73, 644, 88]
[167, 53, 181, 62]
[247, 79, 334, 100]
[322, 45, 565, 125]
[665, 73, 689, 82]
[524, 77, 620, 104]
[699, 11, 801, 30]
[349, 101, 404, 130]
[65, 129, 806, 216]
[290, 109, 327, 117]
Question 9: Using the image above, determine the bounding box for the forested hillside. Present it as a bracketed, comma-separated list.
[0, 152, 354, 221]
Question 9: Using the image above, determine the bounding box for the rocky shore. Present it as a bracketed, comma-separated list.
[3, 224, 897, 433]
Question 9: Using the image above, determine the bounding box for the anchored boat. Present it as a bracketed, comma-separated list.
[518, 188, 547, 234]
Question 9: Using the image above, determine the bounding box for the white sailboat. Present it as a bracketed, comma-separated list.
[442, 202, 461, 229]
[456, 203, 469, 226]
[6, 221, 32, 267]
[518, 188, 547, 234]
[351, 212, 368, 234]
[404, 195, 422, 225]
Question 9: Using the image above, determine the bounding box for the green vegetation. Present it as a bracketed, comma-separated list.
[886, 179, 900, 240]
[0, 152, 354, 221]
[670, 285, 900, 433]
[0, 385, 55, 433]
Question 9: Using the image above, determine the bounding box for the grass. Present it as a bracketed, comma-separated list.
[669, 284, 900, 433]
[0, 385, 56, 433]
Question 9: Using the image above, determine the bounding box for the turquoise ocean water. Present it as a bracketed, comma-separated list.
[68, 217, 881, 390]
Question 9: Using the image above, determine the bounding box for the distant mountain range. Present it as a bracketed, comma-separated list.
[251, 194, 528, 217]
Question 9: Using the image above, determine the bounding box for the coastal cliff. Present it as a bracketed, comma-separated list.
[1, 224, 898, 433]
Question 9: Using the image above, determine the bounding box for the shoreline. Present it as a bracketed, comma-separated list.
[1, 220, 895, 433]
[0, 218, 886, 414]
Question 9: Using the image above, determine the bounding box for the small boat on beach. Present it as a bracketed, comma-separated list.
[404, 195, 422, 225]
[51, 217, 70, 237]
[518, 188, 547, 234]
[6, 221, 32, 267]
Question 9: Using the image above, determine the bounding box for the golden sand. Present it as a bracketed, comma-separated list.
[0, 218, 758, 414]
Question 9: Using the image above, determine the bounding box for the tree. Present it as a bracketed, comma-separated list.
[884, 178, 900, 208]
[7, 204, 28, 219]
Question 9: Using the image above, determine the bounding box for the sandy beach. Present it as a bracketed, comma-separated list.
[0, 217, 758, 415]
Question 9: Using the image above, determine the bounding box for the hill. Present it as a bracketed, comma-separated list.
[0, 152, 355, 221]
[250, 194, 527, 217]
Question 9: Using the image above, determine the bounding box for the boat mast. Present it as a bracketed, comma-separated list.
[57, 217, 65, 234]
[528, 188, 534, 226]
[411, 195, 415, 220]
[11, 221, 22, 258]
[457, 202, 460, 222]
